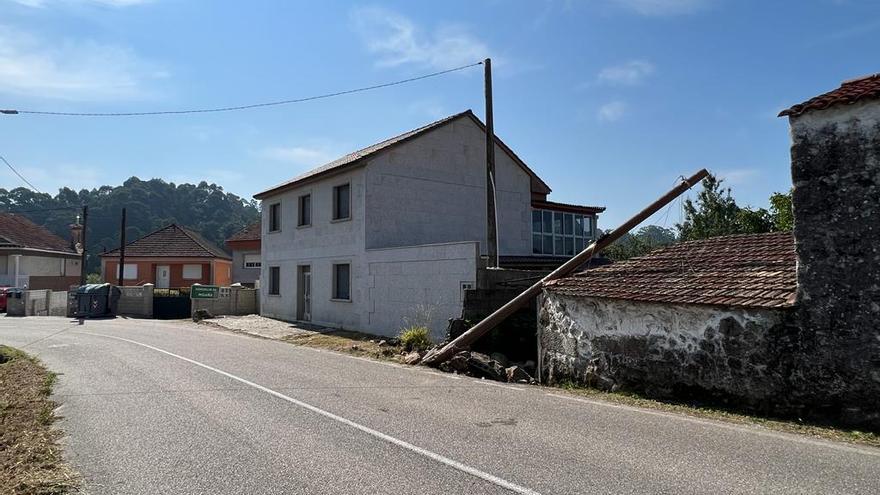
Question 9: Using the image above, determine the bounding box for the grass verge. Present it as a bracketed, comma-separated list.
[0, 345, 79, 494]
[553, 380, 880, 448]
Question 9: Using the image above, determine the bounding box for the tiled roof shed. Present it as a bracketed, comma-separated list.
[779, 73, 880, 117]
[101, 224, 231, 259]
[545, 232, 797, 309]
[0, 213, 76, 254]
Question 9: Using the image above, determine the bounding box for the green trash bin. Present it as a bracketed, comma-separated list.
[75, 284, 120, 318]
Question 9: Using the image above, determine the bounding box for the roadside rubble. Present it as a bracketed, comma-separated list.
[439, 350, 536, 384]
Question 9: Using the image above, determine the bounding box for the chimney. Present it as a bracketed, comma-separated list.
[70, 215, 83, 252]
[781, 75, 880, 421]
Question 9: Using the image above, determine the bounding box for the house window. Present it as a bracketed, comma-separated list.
[269, 202, 281, 232]
[268, 266, 280, 295]
[298, 194, 311, 227]
[243, 254, 261, 269]
[332, 263, 351, 301]
[183, 264, 203, 280]
[332, 184, 351, 221]
[123, 263, 137, 280]
[531, 209, 593, 256]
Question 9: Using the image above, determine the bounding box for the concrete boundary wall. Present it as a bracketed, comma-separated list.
[191, 287, 258, 317]
[6, 289, 69, 316]
[117, 285, 154, 318]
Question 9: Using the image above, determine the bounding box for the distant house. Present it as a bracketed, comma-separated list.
[0, 213, 82, 290]
[226, 221, 260, 287]
[100, 224, 232, 288]
[254, 110, 604, 339]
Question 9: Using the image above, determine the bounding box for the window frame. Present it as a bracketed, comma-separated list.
[268, 266, 281, 296]
[332, 183, 351, 222]
[122, 263, 138, 280]
[268, 202, 282, 232]
[297, 193, 311, 227]
[331, 262, 352, 302]
[531, 208, 593, 256]
[243, 254, 261, 269]
[182, 264, 203, 280]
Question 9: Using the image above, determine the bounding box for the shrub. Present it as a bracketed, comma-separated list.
[399, 326, 432, 352]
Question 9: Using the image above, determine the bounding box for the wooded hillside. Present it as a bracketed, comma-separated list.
[0, 178, 260, 274]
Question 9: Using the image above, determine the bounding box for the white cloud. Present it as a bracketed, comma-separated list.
[597, 100, 627, 122]
[0, 26, 166, 101]
[718, 168, 760, 186]
[598, 60, 655, 86]
[8, 0, 153, 7]
[609, 0, 712, 16]
[350, 7, 490, 70]
[259, 146, 338, 168]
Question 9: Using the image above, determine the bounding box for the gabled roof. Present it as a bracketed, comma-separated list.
[546, 232, 796, 309]
[0, 213, 76, 255]
[101, 224, 231, 260]
[780, 73, 880, 117]
[532, 199, 606, 215]
[254, 110, 552, 199]
[226, 221, 261, 243]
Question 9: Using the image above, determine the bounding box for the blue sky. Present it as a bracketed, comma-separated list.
[1, 0, 878, 227]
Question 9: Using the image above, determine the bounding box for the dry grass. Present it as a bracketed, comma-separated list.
[0, 346, 79, 494]
[554, 381, 880, 448]
[281, 330, 405, 363]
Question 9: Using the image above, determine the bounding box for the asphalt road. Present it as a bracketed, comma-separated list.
[1, 316, 879, 494]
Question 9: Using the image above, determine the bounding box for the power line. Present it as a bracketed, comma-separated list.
[1, 205, 81, 214]
[0, 154, 42, 193]
[1, 62, 483, 117]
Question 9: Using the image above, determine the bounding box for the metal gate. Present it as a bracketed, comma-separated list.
[152, 287, 192, 319]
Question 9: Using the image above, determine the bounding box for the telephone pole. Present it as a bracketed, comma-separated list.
[79, 205, 88, 285]
[484, 57, 498, 268]
[117, 208, 127, 286]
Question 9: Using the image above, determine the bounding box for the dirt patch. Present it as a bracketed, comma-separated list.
[281, 330, 405, 363]
[0, 345, 79, 494]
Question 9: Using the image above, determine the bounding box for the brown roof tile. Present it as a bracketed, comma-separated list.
[101, 224, 230, 259]
[226, 221, 260, 242]
[545, 232, 796, 309]
[0, 213, 76, 254]
[779, 73, 880, 117]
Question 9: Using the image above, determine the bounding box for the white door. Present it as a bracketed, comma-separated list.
[302, 271, 311, 321]
[156, 265, 170, 288]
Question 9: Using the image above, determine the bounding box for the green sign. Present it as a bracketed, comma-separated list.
[191, 285, 219, 299]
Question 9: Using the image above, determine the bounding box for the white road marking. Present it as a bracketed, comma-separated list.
[545, 393, 880, 458]
[475, 380, 524, 391]
[81, 332, 542, 495]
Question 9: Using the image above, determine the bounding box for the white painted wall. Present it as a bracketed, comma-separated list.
[231, 249, 260, 285]
[365, 241, 478, 340]
[364, 117, 533, 255]
[1, 252, 79, 277]
[260, 168, 367, 327]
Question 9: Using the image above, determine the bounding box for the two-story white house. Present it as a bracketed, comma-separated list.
[254, 110, 604, 339]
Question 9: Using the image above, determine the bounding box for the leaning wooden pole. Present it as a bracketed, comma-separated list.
[422, 168, 709, 367]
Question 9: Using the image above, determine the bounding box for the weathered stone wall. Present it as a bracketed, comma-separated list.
[788, 99, 880, 426]
[539, 294, 808, 413]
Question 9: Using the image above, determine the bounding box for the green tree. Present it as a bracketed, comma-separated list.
[676, 175, 744, 241]
[603, 225, 677, 261]
[769, 191, 794, 231]
[0, 178, 260, 273]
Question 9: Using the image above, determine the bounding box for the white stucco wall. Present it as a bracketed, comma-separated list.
[364, 117, 533, 255]
[1, 252, 80, 277]
[231, 248, 260, 285]
[365, 241, 478, 340]
[260, 168, 367, 327]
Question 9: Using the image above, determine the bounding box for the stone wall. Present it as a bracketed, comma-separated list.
[117, 285, 154, 318]
[787, 99, 880, 426]
[538, 294, 809, 413]
[191, 287, 259, 317]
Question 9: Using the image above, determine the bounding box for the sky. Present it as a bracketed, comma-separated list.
[1, 0, 878, 228]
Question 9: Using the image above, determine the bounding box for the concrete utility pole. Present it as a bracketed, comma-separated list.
[79, 205, 88, 286]
[117, 208, 127, 286]
[422, 169, 710, 367]
[484, 57, 498, 268]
